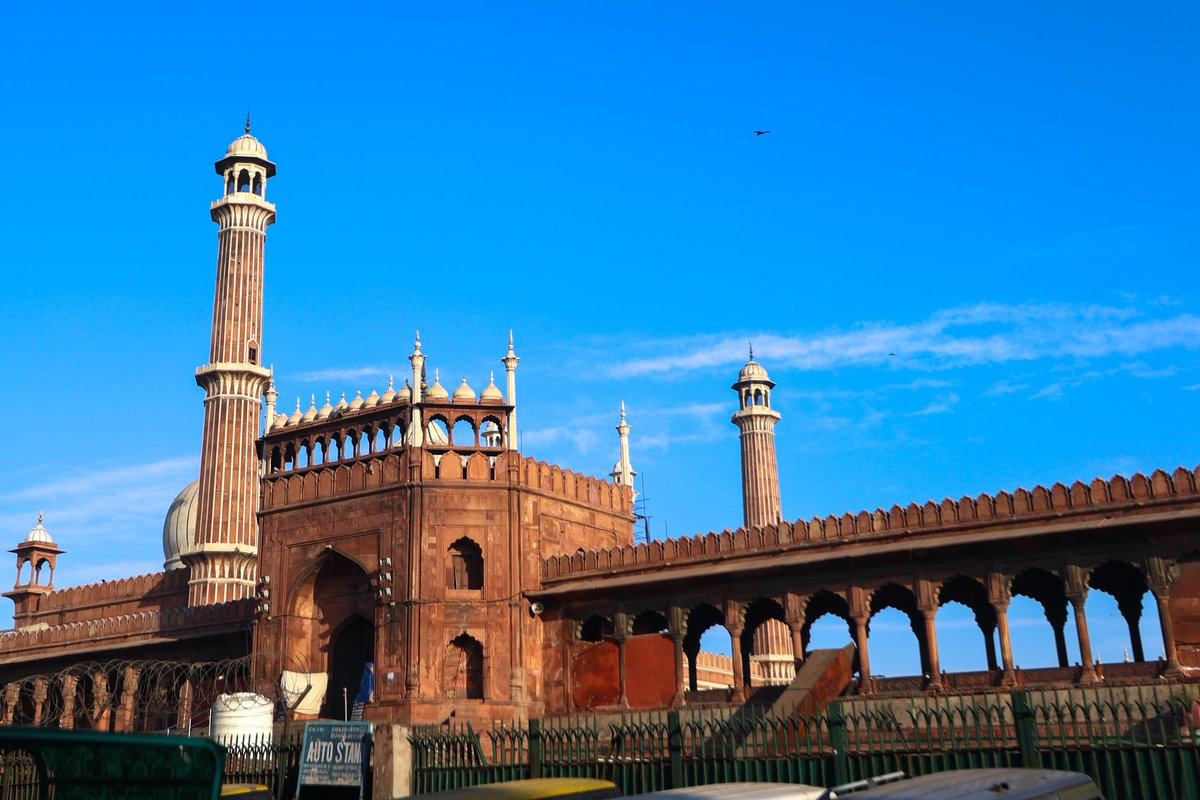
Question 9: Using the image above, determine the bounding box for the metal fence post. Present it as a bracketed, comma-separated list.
[827, 701, 849, 786]
[529, 719, 543, 779]
[667, 710, 683, 789]
[1010, 691, 1040, 769]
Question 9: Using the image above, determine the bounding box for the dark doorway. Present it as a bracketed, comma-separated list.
[325, 616, 374, 720]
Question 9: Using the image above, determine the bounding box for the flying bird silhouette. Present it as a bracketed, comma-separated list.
[754, 130, 771, 136]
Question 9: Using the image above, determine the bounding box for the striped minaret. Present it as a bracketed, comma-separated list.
[181, 120, 276, 606]
[731, 348, 782, 529]
[732, 349, 793, 685]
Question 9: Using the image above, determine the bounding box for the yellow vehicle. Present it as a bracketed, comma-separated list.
[219, 784, 274, 800]
[401, 778, 621, 800]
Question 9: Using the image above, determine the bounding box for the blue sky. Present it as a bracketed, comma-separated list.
[1, 3, 1196, 675]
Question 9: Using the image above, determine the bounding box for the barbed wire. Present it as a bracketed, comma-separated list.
[0, 650, 313, 732]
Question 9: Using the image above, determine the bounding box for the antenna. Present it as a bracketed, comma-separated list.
[633, 472, 652, 543]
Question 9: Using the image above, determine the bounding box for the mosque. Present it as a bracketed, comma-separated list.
[4, 127, 1197, 734]
[0, 126, 792, 727]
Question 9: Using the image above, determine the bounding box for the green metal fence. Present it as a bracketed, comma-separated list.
[223, 734, 303, 800]
[410, 687, 1200, 799]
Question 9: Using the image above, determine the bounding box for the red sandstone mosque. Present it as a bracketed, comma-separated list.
[3, 128, 1198, 731]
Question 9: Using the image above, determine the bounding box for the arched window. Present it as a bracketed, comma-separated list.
[480, 419, 503, 448]
[580, 614, 615, 642]
[225, 172, 235, 195]
[447, 634, 484, 699]
[237, 169, 251, 192]
[252, 173, 263, 195]
[447, 538, 483, 590]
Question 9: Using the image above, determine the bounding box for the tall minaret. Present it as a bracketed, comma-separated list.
[609, 402, 636, 489]
[182, 121, 276, 606]
[732, 350, 792, 685]
[502, 331, 520, 450]
[731, 348, 782, 529]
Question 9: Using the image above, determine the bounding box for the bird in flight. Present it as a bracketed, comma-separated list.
[754, 130, 771, 136]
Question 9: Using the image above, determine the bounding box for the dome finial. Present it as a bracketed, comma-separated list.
[38, 509, 43, 525]
[749, 340, 754, 361]
[245, 109, 252, 135]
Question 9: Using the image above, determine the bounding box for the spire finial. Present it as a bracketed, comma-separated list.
[414, 330, 422, 352]
[387, 374, 394, 390]
[507, 330, 515, 354]
[245, 110, 251, 135]
[38, 509, 43, 525]
[620, 400, 626, 420]
[749, 340, 754, 361]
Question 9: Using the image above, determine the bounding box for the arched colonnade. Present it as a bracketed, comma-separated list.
[564, 555, 1183, 705]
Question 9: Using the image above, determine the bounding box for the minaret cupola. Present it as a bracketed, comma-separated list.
[216, 116, 277, 200]
[4, 513, 66, 629]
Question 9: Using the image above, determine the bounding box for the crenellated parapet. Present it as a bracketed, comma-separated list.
[0, 598, 254, 665]
[260, 445, 631, 515]
[542, 466, 1200, 581]
[28, 570, 189, 624]
[519, 456, 630, 515]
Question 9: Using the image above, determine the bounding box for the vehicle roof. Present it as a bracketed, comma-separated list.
[849, 768, 1100, 800]
[405, 778, 620, 800]
[634, 782, 830, 800]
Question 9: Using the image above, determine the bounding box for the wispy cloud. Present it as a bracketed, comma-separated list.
[985, 380, 1029, 397]
[1031, 383, 1064, 401]
[0, 457, 198, 589]
[909, 392, 959, 416]
[292, 365, 401, 384]
[609, 303, 1200, 378]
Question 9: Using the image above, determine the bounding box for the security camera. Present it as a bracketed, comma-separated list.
[529, 601, 545, 616]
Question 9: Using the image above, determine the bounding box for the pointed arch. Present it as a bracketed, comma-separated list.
[446, 633, 484, 699]
[447, 537, 483, 590]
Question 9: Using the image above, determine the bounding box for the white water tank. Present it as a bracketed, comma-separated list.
[209, 692, 274, 746]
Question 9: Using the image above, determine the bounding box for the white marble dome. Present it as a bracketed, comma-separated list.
[162, 479, 199, 571]
[25, 515, 53, 544]
[225, 133, 268, 160]
[738, 359, 770, 383]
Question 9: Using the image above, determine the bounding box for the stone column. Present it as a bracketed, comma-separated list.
[177, 676, 195, 733]
[91, 671, 111, 731]
[2, 683, 17, 725]
[60, 675, 78, 730]
[613, 612, 630, 708]
[728, 625, 747, 700]
[993, 599, 1016, 685]
[669, 610, 687, 708]
[988, 573, 1017, 686]
[31, 679, 47, 726]
[919, 604, 942, 690]
[1152, 587, 1183, 675]
[788, 620, 805, 671]
[117, 667, 140, 732]
[1067, 593, 1097, 683]
[853, 614, 872, 692]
